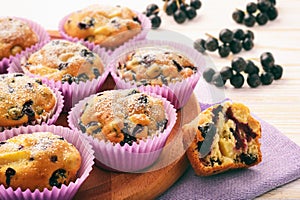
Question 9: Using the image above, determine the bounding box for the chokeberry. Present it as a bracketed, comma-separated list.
[233, 29, 245, 40]
[149, 15, 161, 29]
[247, 74, 261, 88]
[180, 3, 187, 11]
[146, 4, 159, 16]
[229, 39, 242, 54]
[267, 6, 278, 20]
[220, 66, 233, 80]
[232, 9, 245, 24]
[244, 30, 255, 40]
[203, 68, 216, 83]
[246, 2, 258, 14]
[270, 64, 283, 80]
[257, 0, 272, 12]
[190, 0, 202, 10]
[260, 52, 275, 71]
[185, 6, 197, 20]
[256, 12, 269, 25]
[194, 38, 206, 53]
[205, 37, 219, 52]
[165, 1, 177, 16]
[219, 28, 234, 43]
[245, 60, 259, 74]
[269, 0, 276, 6]
[260, 72, 274, 85]
[242, 38, 254, 51]
[230, 73, 245, 88]
[243, 14, 256, 27]
[231, 57, 247, 72]
[218, 44, 231, 57]
[173, 9, 187, 24]
[211, 72, 225, 87]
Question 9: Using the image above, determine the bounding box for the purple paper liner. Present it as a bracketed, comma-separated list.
[0, 78, 64, 132]
[8, 43, 110, 112]
[0, 17, 50, 74]
[58, 9, 151, 55]
[109, 40, 205, 109]
[68, 89, 177, 172]
[0, 124, 95, 200]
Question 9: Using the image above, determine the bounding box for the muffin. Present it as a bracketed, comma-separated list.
[183, 101, 262, 176]
[0, 17, 38, 60]
[62, 5, 144, 49]
[69, 89, 177, 172]
[0, 73, 57, 130]
[0, 131, 81, 191]
[110, 40, 204, 109]
[21, 39, 105, 84]
[0, 124, 94, 200]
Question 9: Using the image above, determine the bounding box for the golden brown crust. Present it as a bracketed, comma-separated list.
[63, 5, 142, 48]
[0, 74, 57, 128]
[183, 101, 262, 176]
[117, 47, 197, 86]
[0, 132, 81, 191]
[0, 17, 38, 60]
[23, 39, 104, 83]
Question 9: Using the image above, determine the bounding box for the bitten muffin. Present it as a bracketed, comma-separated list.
[0, 17, 38, 60]
[79, 89, 168, 146]
[0, 132, 81, 191]
[63, 5, 142, 48]
[116, 46, 197, 86]
[22, 39, 105, 84]
[0, 74, 57, 128]
[183, 101, 262, 176]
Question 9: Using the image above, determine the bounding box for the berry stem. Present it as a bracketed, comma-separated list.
[175, 0, 181, 9]
[205, 33, 218, 40]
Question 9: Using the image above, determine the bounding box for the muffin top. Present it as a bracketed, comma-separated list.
[0, 74, 56, 127]
[22, 39, 105, 83]
[116, 47, 197, 86]
[79, 89, 168, 146]
[63, 5, 142, 48]
[0, 17, 38, 60]
[0, 132, 81, 191]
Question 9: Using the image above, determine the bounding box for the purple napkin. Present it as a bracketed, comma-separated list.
[158, 117, 300, 199]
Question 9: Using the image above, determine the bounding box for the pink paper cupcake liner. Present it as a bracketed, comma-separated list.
[59, 9, 151, 55]
[0, 124, 95, 200]
[68, 89, 177, 172]
[0, 76, 64, 132]
[0, 17, 50, 74]
[8, 43, 110, 112]
[109, 40, 205, 109]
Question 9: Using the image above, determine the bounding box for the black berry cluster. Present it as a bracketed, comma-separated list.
[194, 28, 254, 57]
[232, 0, 278, 27]
[144, 4, 162, 29]
[203, 52, 283, 88]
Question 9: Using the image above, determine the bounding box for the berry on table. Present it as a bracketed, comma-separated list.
[231, 57, 247, 72]
[211, 72, 225, 87]
[244, 30, 255, 40]
[247, 73, 261, 88]
[233, 29, 245, 40]
[270, 64, 283, 79]
[257, 0, 272, 12]
[146, 4, 159, 16]
[267, 5, 278, 20]
[230, 73, 245, 88]
[220, 66, 233, 81]
[218, 44, 231, 58]
[205, 37, 219, 52]
[245, 60, 259, 74]
[219, 28, 234, 43]
[229, 39, 242, 54]
[243, 13, 256, 27]
[256, 12, 269, 25]
[242, 37, 254, 51]
[173, 9, 187, 24]
[246, 2, 258, 14]
[260, 52, 275, 71]
[260, 72, 274, 85]
[193, 38, 206, 53]
[149, 15, 162, 29]
[232, 9, 245, 24]
[203, 68, 216, 83]
[185, 6, 197, 20]
[190, 0, 202, 10]
[165, 1, 177, 16]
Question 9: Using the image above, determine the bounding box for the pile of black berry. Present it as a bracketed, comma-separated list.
[232, 0, 278, 27]
[144, 0, 202, 29]
[194, 28, 254, 57]
[203, 52, 283, 88]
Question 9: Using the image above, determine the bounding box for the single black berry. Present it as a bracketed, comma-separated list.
[205, 37, 219, 52]
[243, 14, 256, 27]
[203, 68, 216, 83]
[247, 73, 261, 88]
[173, 9, 187, 24]
[257, 0, 272, 12]
[230, 73, 245, 88]
[146, 4, 159, 16]
[242, 38, 254, 51]
[233, 29, 245, 40]
[194, 38, 206, 53]
[231, 57, 247, 72]
[190, 0, 202, 10]
[218, 44, 231, 57]
[245, 60, 259, 74]
[165, 1, 177, 16]
[270, 64, 283, 80]
[267, 6, 278, 20]
[260, 72, 274, 85]
[246, 2, 258, 14]
[220, 66, 233, 80]
[232, 9, 245, 24]
[244, 30, 255, 40]
[256, 12, 269, 25]
[180, 3, 187, 11]
[219, 28, 234, 43]
[149, 15, 161, 29]
[229, 39, 242, 54]
[211, 72, 225, 87]
[185, 6, 197, 20]
[260, 52, 275, 71]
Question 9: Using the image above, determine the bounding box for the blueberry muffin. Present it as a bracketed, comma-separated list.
[63, 5, 142, 48]
[116, 47, 197, 86]
[0, 74, 57, 128]
[0, 132, 81, 191]
[183, 101, 262, 176]
[79, 89, 168, 146]
[0, 17, 38, 60]
[22, 39, 105, 84]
